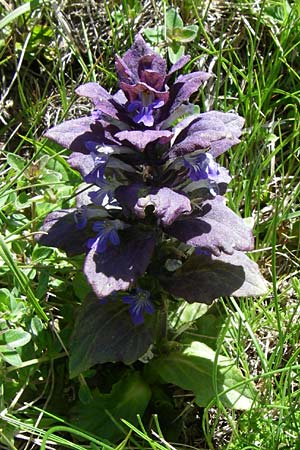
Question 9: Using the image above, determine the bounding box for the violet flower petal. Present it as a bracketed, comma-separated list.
[122, 289, 154, 325]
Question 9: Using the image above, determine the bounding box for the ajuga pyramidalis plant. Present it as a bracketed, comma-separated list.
[37, 35, 267, 375]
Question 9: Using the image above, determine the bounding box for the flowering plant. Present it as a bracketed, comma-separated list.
[37, 35, 267, 402]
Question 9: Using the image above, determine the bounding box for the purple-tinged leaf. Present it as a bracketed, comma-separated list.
[115, 55, 135, 84]
[35, 210, 90, 256]
[134, 187, 192, 226]
[84, 233, 156, 298]
[93, 99, 121, 121]
[167, 71, 211, 115]
[188, 111, 244, 135]
[166, 196, 254, 255]
[75, 82, 111, 104]
[44, 117, 105, 153]
[184, 166, 232, 198]
[137, 53, 167, 81]
[68, 152, 95, 177]
[171, 111, 244, 157]
[115, 183, 148, 213]
[120, 81, 169, 104]
[115, 130, 173, 151]
[172, 130, 240, 156]
[167, 55, 191, 78]
[159, 103, 195, 130]
[70, 295, 155, 377]
[170, 111, 244, 157]
[139, 69, 165, 91]
[122, 35, 166, 81]
[162, 251, 268, 303]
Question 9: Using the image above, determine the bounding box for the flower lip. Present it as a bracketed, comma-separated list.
[122, 288, 154, 325]
[87, 220, 121, 253]
[184, 152, 220, 181]
[121, 81, 169, 127]
[88, 179, 116, 207]
[127, 93, 166, 127]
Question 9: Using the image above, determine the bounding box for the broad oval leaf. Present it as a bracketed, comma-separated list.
[2, 329, 31, 348]
[84, 232, 155, 298]
[162, 251, 268, 304]
[148, 341, 256, 410]
[166, 196, 254, 256]
[69, 295, 155, 378]
[166, 8, 184, 31]
[1, 351, 22, 366]
[71, 372, 151, 441]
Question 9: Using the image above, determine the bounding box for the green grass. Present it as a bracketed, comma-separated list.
[0, 0, 300, 449]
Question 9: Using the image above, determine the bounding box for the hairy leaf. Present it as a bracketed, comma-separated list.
[166, 196, 254, 256]
[148, 341, 256, 409]
[70, 296, 155, 377]
[163, 251, 268, 303]
[71, 372, 151, 441]
[44, 117, 103, 153]
[36, 209, 106, 256]
[84, 232, 156, 298]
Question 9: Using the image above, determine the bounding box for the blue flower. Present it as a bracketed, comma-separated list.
[128, 91, 164, 127]
[84, 153, 109, 185]
[87, 220, 120, 253]
[184, 153, 220, 181]
[122, 288, 154, 325]
[88, 179, 115, 206]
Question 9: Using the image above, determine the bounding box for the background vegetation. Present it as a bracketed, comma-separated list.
[0, 0, 299, 448]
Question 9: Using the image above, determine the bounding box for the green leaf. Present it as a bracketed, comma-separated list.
[69, 295, 155, 378]
[163, 251, 268, 303]
[170, 302, 208, 329]
[72, 272, 91, 301]
[0, 419, 19, 448]
[1, 350, 22, 366]
[1, 328, 31, 348]
[0, 235, 48, 321]
[14, 192, 32, 209]
[143, 27, 164, 45]
[72, 372, 151, 441]
[168, 43, 185, 64]
[32, 245, 53, 261]
[148, 342, 256, 410]
[172, 25, 198, 42]
[30, 317, 44, 336]
[7, 153, 25, 171]
[166, 8, 183, 32]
